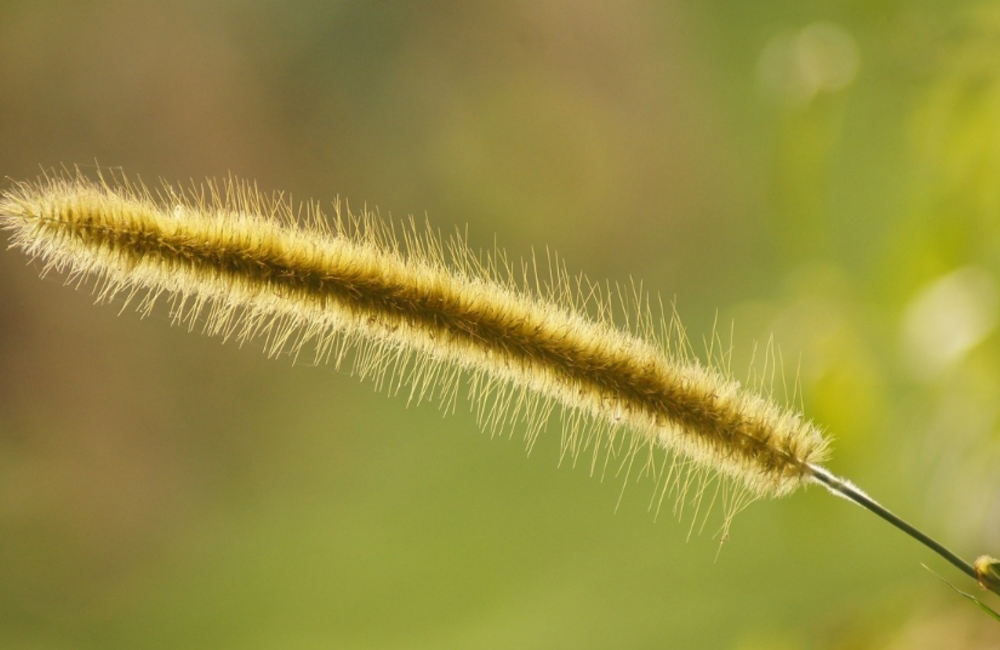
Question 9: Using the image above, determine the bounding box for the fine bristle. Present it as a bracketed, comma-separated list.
[0, 167, 830, 528]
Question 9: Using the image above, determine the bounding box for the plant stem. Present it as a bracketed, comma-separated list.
[807, 464, 1000, 597]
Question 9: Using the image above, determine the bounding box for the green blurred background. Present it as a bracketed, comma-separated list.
[1, 0, 999, 647]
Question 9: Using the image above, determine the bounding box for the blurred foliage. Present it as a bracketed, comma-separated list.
[1, 0, 1000, 648]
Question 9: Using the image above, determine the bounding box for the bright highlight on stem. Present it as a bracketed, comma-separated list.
[1, 167, 996, 598]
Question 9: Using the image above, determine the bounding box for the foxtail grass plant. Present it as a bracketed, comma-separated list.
[2, 167, 998, 600]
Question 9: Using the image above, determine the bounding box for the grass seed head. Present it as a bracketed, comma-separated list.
[0, 167, 831, 529]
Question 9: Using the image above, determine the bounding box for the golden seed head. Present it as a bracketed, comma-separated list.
[1, 168, 830, 521]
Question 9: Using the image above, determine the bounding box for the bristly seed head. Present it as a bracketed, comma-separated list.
[0, 167, 831, 527]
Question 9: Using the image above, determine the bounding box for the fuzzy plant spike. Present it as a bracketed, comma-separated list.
[1, 167, 997, 599]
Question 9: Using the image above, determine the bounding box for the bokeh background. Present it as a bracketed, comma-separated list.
[2, 1, 999, 648]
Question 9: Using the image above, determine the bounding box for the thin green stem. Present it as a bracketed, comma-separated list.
[807, 464, 999, 597]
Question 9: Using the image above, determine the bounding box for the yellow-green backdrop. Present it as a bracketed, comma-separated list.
[1, 1, 998, 648]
